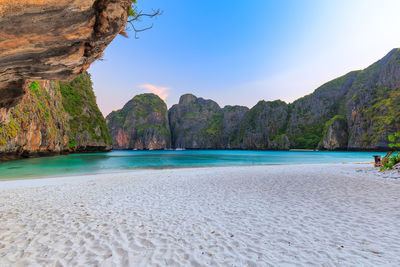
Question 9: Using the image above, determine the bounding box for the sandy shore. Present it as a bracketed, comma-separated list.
[0, 164, 399, 266]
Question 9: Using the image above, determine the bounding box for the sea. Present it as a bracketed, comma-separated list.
[0, 150, 385, 180]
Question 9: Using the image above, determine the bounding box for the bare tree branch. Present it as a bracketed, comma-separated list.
[123, 8, 162, 39]
[127, 9, 162, 23]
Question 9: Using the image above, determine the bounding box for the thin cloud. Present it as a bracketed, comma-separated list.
[140, 84, 170, 101]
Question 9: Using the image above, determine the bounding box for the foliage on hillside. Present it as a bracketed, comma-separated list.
[203, 114, 223, 138]
[107, 93, 171, 149]
[0, 80, 68, 150]
[0, 72, 111, 157]
[59, 72, 112, 149]
[356, 89, 400, 146]
[119, 48, 400, 151]
[290, 123, 324, 149]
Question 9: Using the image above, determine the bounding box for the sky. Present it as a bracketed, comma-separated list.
[89, 0, 400, 116]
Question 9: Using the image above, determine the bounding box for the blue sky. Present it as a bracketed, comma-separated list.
[89, 0, 400, 116]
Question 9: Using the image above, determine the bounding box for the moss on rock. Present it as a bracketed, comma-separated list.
[0, 72, 111, 160]
[106, 93, 171, 150]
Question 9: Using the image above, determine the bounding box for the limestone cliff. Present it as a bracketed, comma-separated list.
[220, 105, 249, 149]
[286, 71, 358, 149]
[286, 48, 400, 150]
[344, 49, 400, 150]
[167, 95, 291, 150]
[107, 49, 400, 151]
[318, 116, 348, 150]
[0, 72, 111, 161]
[59, 72, 112, 152]
[0, 0, 133, 123]
[169, 94, 224, 149]
[106, 94, 171, 150]
[239, 100, 290, 150]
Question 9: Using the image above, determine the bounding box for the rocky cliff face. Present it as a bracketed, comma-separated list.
[0, 72, 111, 161]
[220, 105, 249, 149]
[169, 94, 223, 149]
[106, 94, 171, 150]
[0, 0, 132, 123]
[286, 48, 400, 150]
[168, 97, 291, 150]
[167, 95, 290, 150]
[107, 49, 400, 151]
[344, 49, 400, 150]
[59, 72, 112, 152]
[239, 100, 290, 150]
[286, 71, 359, 149]
[318, 116, 348, 150]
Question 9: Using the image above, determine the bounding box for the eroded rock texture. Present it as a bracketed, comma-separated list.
[318, 116, 348, 150]
[0, 72, 112, 161]
[0, 0, 132, 122]
[107, 49, 400, 151]
[169, 94, 223, 149]
[106, 94, 171, 150]
[287, 48, 400, 150]
[220, 105, 249, 149]
[239, 100, 290, 150]
[166, 95, 290, 150]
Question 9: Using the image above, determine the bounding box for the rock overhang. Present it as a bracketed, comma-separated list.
[0, 0, 133, 122]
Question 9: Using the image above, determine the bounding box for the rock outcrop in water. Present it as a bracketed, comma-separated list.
[108, 48, 400, 151]
[0, 72, 112, 161]
[106, 93, 171, 150]
[0, 0, 133, 123]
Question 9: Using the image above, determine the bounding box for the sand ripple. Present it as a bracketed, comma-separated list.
[0, 164, 400, 266]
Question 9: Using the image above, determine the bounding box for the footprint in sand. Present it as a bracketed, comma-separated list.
[139, 238, 155, 248]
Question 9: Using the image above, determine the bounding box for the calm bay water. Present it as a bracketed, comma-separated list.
[0, 150, 384, 180]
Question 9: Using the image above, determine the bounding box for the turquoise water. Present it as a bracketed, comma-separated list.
[0, 150, 384, 180]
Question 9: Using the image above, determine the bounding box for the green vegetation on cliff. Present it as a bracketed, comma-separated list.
[0, 73, 111, 158]
[115, 93, 168, 124]
[324, 115, 346, 132]
[107, 49, 400, 151]
[290, 123, 324, 149]
[167, 49, 400, 150]
[106, 93, 171, 150]
[203, 114, 223, 138]
[0, 80, 68, 148]
[356, 88, 400, 146]
[343, 48, 400, 149]
[168, 94, 223, 149]
[112, 49, 400, 151]
[59, 72, 112, 148]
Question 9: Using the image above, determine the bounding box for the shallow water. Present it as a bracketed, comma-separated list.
[0, 150, 384, 180]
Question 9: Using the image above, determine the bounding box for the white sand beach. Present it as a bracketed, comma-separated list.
[0, 163, 399, 266]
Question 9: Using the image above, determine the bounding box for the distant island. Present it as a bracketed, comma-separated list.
[106, 49, 400, 151]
